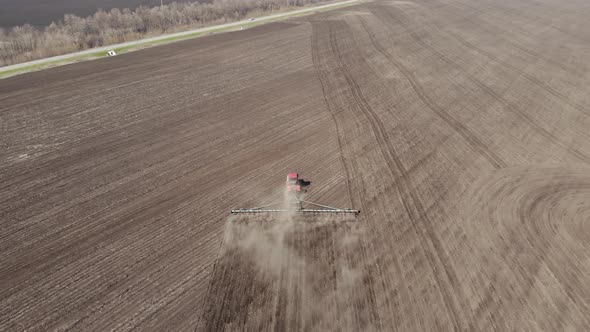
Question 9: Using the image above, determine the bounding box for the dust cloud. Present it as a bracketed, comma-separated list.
[207, 191, 365, 330]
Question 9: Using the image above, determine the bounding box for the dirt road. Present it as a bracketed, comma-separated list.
[1, 0, 589, 330]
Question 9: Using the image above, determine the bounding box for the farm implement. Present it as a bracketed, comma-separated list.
[230, 173, 360, 216]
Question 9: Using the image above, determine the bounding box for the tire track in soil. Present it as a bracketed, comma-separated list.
[310, 25, 356, 211]
[313, 19, 468, 330]
[353, 14, 491, 330]
[442, 28, 590, 119]
[312, 19, 409, 330]
[479, 0, 590, 46]
[323, 24, 391, 328]
[371, 4, 590, 165]
[312, 20, 397, 330]
[351, 16, 478, 328]
[356, 15, 507, 170]
[392, 0, 590, 119]
[459, 165, 590, 329]
[436, 0, 579, 75]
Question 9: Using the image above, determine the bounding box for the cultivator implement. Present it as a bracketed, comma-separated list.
[231, 199, 360, 215]
[230, 173, 360, 216]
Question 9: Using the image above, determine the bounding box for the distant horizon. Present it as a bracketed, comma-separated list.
[0, 0, 204, 28]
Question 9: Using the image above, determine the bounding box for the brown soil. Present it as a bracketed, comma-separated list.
[1, 0, 589, 330]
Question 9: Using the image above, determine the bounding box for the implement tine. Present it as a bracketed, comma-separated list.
[230, 208, 360, 215]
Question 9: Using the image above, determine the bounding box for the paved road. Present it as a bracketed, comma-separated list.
[0, 0, 356, 73]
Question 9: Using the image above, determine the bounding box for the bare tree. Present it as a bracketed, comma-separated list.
[0, 0, 328, 66]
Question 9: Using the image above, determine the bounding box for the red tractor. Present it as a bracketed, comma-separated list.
[231, 173, 360, 215]
[286, 172, 302, 195]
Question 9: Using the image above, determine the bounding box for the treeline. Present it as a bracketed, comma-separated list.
[0, 0, 327, 66]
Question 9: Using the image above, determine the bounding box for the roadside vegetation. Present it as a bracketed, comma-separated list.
[0, 0, 330, 66]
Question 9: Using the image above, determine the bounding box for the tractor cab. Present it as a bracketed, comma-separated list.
[286, 172, 301, 193]
[287, 173, 298, 184]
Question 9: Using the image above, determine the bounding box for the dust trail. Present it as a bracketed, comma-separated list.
[201, 190, 364, 331]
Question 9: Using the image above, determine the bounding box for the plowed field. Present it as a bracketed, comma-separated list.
[1, 0, 589, 330]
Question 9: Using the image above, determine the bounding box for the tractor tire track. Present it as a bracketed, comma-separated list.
[319, 19, 467, 329]
[312, 25, 388, 330]
[357, 15, 506, 170]
[312, 19, 417, 329]
[413, 0, 590, 115]
[437, 0, 579, 75]
[310, 23, 357, 211]
[355, 15, 482, 329]
[372, 4, 590, 164]
[443, 28, 590, 118]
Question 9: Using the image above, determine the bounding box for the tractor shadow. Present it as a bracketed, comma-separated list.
[298, 178, 311, 187]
